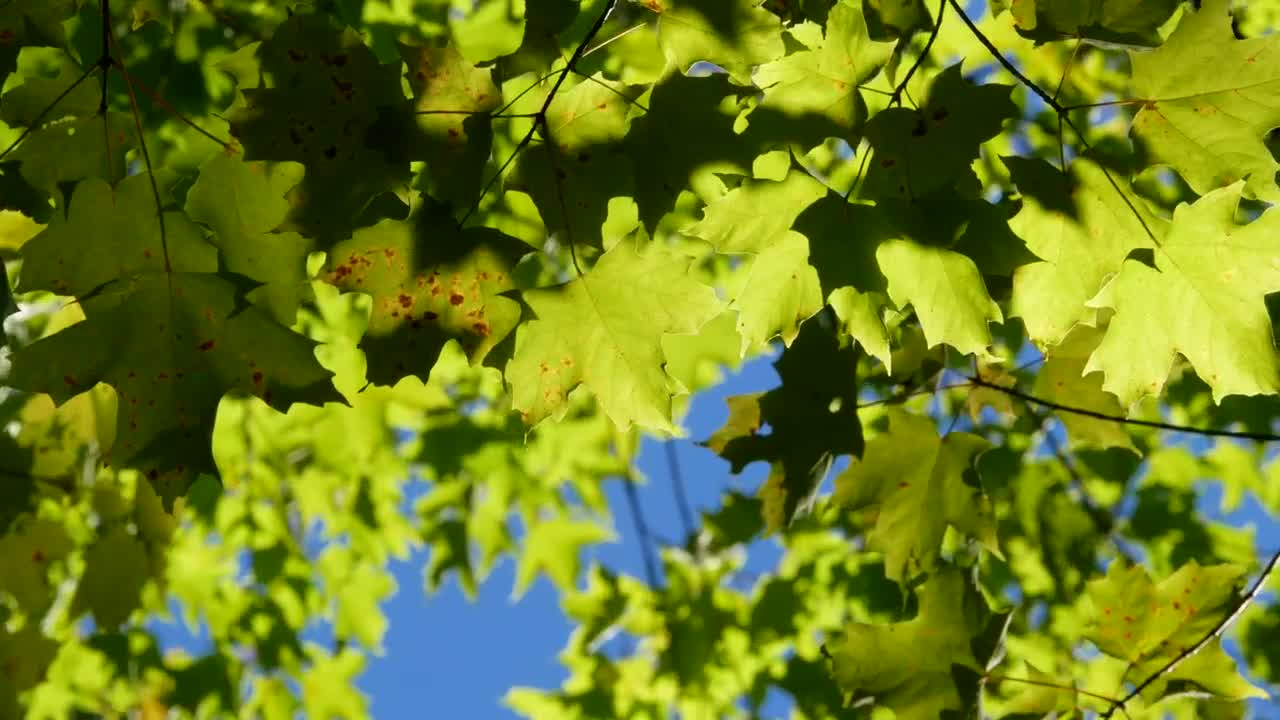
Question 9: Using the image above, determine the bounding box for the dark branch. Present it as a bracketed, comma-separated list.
[968, 375, 1280, 443]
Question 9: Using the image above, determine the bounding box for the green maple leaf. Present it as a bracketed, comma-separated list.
[1008, 155, 1160, 347]
[1033, 325, 1138, 453]
[18, 174, 216, 297]
[795, 193, 892, 365]
[8, 113, 136, 197]
[70, 526, 151, 628]
[185, 154, 312, 325]
[1086, 182, 1280, 406]
[9, 176, 340, 503]
[1002, 0, 1179, 45]
[703, 315, 863, 531]
[727, 231, 823, 352]
[0, 517, 72, 615]
[450, 0, 527, 64]
[225, 13, 411, 245]
[0, 0, 77, 86]
[513, 517, 614, 597]
[507, 239, 721, 432]
[398, 43, 502, 208]
[0, 50, 99, 128]
[322, 215, 531, 386]
[1131, 0, 1280, 202]
[509, 75, 640, 249]
[626, 74, 756, 230]
[862, 64, 1016, 201]
[829, 567, 986, 719]
[649, 0, 786, 83]
[752, 0, 893, 146]
[1086, 560, 1267, 703]
[685, 169, 828, 254]
[835, 409, 999, 583]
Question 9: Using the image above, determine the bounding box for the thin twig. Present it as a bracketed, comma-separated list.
[665, 442, 696, 544]
[968, 376, 1280, 443]
[1102, 549, 1280, 718]
[888, 0, 946, 107]
[622, 474, 662, 588]
[112, 63, 232, 149]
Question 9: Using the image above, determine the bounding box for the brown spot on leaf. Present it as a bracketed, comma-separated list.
[472, 321, 489, 336]
[63, 374, 76, 386]
[449, 293, 464, 305]
[252, 371, 264, 384]
[198, 339, 216, 352]
[398, 294, 413, 307]
[932, 107, 949, 122]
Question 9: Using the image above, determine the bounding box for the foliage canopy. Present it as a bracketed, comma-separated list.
[2, 0, 1280, 717]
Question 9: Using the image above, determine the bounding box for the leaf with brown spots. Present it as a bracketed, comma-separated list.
[508, 74, 642, 249]
[1130, 0, 1280, 202]
[397, 43, 501, 208]
[1085, 559, 1266, 703]
[322, 216, 532, 386]
[1085, 183, 1280, 407]
[17, 174, 214, 298]
[7, 271, 340, 509]
[224, 13, 413, 245]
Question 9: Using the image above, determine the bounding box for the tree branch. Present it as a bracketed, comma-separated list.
[968, 375, 1280, 443]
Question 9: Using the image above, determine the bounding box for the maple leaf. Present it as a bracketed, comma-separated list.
[1001, 0, 1180, 46]
[225, 14, 412, 245]
[1008, 155, 1160, 348]
[862, 63, 1016, 201]
[829, 567, 987, 720]
[323, 215, 531, 386]
[626, 74, 756, 230]
[703, 315, 863, 531]
[1086, 182, 1280, 406]
[752, 0, 893, 146]
[835, 409, 999, 583]
[10, 177, 339, 505]
[1033, 325, 1138, 453]
[506, 239, 721, 432]
[397, 43, 502, 208]
[185, 154, 313, 325]
[725, 231, 823, 352]
[509, 75, 641, 250]
[649, 0, 785, 83]
[1131, 0, 1280, 202]
[685, 169, 828, 254]
[1086, 560, 1267, 703]
[513, 517, 614, 598]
